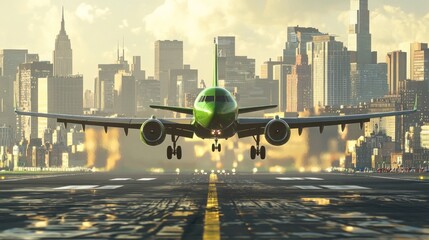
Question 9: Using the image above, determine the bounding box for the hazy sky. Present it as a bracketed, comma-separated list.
[1, 0, 429, 90]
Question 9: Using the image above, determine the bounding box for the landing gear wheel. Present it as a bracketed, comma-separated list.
[260, 146, 266, 160]
[167, 146, 173, 160]
[212, 144, 215, 152]
[218, 144, 221, 152]
[250, 146, 256, 160]
[176, 146, 182, 160]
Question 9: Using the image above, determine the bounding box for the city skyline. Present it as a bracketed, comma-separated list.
[0, 0, 428, 91]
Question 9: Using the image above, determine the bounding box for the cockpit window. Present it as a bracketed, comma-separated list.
[198, 96, 205, 102]
[215, 96, 227, 102]
[204, 96, 214, 102]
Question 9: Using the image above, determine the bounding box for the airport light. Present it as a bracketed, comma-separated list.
[253, 167, 258, 174]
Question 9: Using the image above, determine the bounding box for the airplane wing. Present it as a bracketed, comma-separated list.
[238, 105, 278, 114]
[236, 107, 417, 138]
[149, 105, 194, 115]
[15, 110, 195, 138]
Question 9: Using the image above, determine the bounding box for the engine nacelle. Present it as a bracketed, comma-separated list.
[140, 117, 166, 146]
[264, 117, 291, 146]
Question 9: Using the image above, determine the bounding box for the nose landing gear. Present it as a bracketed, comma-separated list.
[167, 135, 182, 160]
[250, 135, 266, 160]
[212, 138, 221, 152]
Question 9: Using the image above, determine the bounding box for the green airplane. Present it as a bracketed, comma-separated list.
[16, 42, 417, 160]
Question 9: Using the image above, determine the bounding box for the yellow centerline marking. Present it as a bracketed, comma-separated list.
[203, 173, 220, 240]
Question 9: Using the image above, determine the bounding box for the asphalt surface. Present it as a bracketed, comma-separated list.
[0, 171, 428, 239]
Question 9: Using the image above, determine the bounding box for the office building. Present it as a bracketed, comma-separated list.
[84, 90, 94, 109]
[365, 96, 402, 143]
[131, 56, 145, 81]
[283, 26, 324, 65]
[37, 75, 83, 138]
[169, 65, 198, 106]
[410, 43, 429, 83]
[216, 36, 235, 57]
[136, 79, 160, 113]
[95, 64, 128, 112]
[348, 0, 374, 64]
[273, 62, 292, 112]
[410, 42, 428, 80]
[287, 54, 312, 112]
[0, 49, 28, 77]
[17, 61, 53, 140]
[260, 57, 283, 80]
[350, 63, 388, 104]
[400, 80, 429, 134]
[53, 7, 73, 76]
[308, 35, 350, 107]
[386, 51, 407, 95]
[0, 125, 13, 148]
[155, 40, 183, 105]
[216, 36, 255, 90]
[114, 71, 136, 116]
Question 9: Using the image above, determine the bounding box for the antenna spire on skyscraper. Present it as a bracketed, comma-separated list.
[117, 41, 120, 62]
[61, 6, 65, 33]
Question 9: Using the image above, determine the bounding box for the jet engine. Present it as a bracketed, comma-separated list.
[264, 117, 291, 146]
[140, 117, 166, 146]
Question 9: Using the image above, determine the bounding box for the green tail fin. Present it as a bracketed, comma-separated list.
[213, 41, 218, 87]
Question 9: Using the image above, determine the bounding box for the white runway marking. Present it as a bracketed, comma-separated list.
[276, 177, 304, 180]
[95, 185, 123, 189]
[320, 185, 370, 190]
[137, 178, 156, 181]
[304, 177, 324, 181]
[368, 176, 421, 182]
[54, 185, 99, 190]
[276, 177, 324, 181]
[0, 173, 89, 182]
[110, 178, 132, 181]
[294, 185, 322, 190]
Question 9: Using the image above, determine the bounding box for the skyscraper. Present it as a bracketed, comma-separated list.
[94, 47, 129, 113]
[287, 54, 312, 112]
[308, 35, 350, 107]
[386, 51, 407, 95]
[53, 7, 72, 76]
[17, 61, 53, 140]
[215, 36, 255, 104]
[410, 43, 429, 82]
[114, 71, 136, 116]
[348, 0, 386, 105]
[169, 64, 198, 107]
[155, 40, 183, 105]
[348, 0, 372, 65]
[283, 26, 324, 65]
[0, 49, 28, 77]
[216, 36, 235, 57]
[38, 75, 83, 138]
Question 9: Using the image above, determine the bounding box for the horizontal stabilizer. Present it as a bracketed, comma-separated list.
[150, 105, 194, 115]
[238, 105, 277, 114]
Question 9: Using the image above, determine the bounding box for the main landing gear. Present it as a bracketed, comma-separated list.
[212, 138, 221, 152]
[250, 135, 266, 160]
[167, 135, 182, 160]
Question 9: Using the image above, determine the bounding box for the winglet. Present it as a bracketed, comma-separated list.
[414, 94, 418, 111]
[213, 38, 218, 87]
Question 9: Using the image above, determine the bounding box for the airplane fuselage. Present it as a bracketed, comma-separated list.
[193, 87, 238, 139]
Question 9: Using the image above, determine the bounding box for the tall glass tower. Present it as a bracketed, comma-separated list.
[348, 0, 372, 64]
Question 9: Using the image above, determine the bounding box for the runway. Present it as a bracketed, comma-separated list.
[0, 171, 428, 239]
